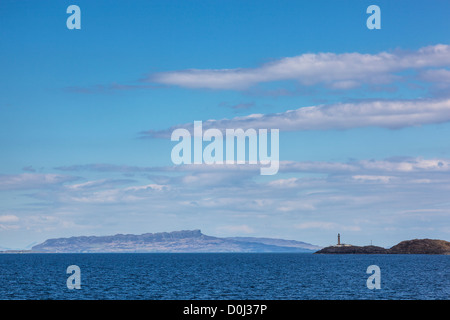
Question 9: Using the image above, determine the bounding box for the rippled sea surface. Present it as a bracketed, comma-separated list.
[0, 253, 448, 300]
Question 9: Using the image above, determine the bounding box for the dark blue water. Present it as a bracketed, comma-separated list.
[0, 253, 448, 300]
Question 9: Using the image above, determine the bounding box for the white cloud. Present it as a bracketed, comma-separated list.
[268, 178, 299, 188]
[62, 183, 168, 204]
[295, 221, 361, 232]
[5, 156, 450, 246]
[355, 158, 450, 173]
[66, 179, 134, 190]
[217, 224, 255, 234]
[0, 215, 20, 231]
[419, 68, 450, 85]
[0, 215, 19, 223]
[352, 175, 393, 183]
[124, 184, 168, 192]
[0, 173, 77, 190]
[143, 98, 450, 138]
[149, 44, 450, 90]
[54, 157, 450, 178]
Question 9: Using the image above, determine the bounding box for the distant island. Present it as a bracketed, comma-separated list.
[21, 230, 322, 253]
[315, 238, 450, 255]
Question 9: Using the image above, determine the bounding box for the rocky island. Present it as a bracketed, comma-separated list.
[314, 245, 388, 254]
[315, 238, 450, 255]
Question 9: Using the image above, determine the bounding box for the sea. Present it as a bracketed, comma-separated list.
[0, 253, 448, 300]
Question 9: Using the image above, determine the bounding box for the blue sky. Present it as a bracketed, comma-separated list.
[1, 0, 450, 249]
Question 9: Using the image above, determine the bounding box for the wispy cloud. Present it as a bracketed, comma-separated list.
[60, 183, 168, 204]
[295, 221, 361, 232]
[22, 166, 36, 173]
[141, 98, 450, 138]
[216, 224, 255, 234]
[419, 68, 450, 84]
[280, 157, 450, 174]
[7, 156, 450, 243]
[54, 157, 450, 176]
[148, 44, 450, 90]
[55, 163, 157, 173]
[0, 215, 19, 223]
[0, 215, 20, 231]
[0, 173, 77, 190]
[65, 179, 136, 190]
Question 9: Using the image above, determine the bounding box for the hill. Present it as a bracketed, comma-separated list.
[30, 230, 320, 253]
[388, 239, 450, 254]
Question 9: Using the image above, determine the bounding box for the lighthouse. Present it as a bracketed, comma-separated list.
[335, 233, 350, 247]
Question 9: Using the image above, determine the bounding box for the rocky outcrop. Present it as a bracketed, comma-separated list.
[315, 238, 450, 254]
[315, 245, 388, 254]
[388, 239, 450, 254]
